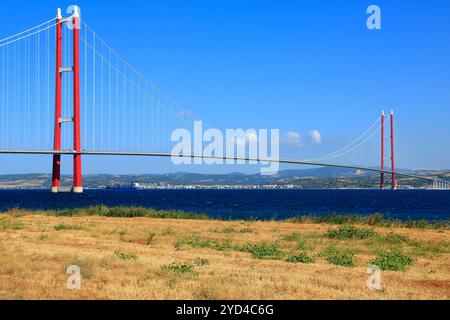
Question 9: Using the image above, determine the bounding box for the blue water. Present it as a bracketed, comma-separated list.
[0, 189, 449, 221]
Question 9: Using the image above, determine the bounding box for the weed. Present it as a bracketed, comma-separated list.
[408, 240, 450, 258]
[0, 219, 24, 231]
[281, 232, 302, 242]
[84, 205, 209, 220]
[241, 243, 284, 260]
[113, 251, 137, 260]
[176, 236, 233, 251]
[286, 252, 315, 264]
[382, 233, 410, 245]
[211, 226, 236, 234]
[54, 224, 83, 231]
[161, 262, 198, 277]
[193, 258, 209, 267]
[371, 249, 413, 271]
[111, 228, 128, 241]
[146, 231, 156, 245]
[288, 214, 448, 230]
[327, 225, 376, 240]
[211, 226, 253, 234]
[161, 227, 176, 236]
[322, 246, 357, 267]
[195, 284, 218, 299]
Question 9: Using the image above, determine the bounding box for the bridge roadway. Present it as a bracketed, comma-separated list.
[1, 149, 447, 184]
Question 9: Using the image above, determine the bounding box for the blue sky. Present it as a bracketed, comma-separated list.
[0, 0, 449, 174]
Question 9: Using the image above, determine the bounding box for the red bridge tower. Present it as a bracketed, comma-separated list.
[51, 8, 83, 193]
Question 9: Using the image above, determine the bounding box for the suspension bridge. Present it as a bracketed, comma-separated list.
[0, 8, 448, 193]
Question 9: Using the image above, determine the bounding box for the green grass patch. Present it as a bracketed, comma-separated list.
[146, 231, 156, 245]
[326, 225, 376, 240]
[46, 205, 209, 220]
[175, 236, 233, 251]
[321, 246, 357, 267]
[110, 228, 127, 236]
[113, 251, 137, 260]
[281, 232, 303, 242]
[381, 233, 411, 245]
[161, 262, 198, 277]
[371, 249, 413, 271]
[280, 232, 310, 250]
[211, 226, 237, 234]
[240, 242, 284, 260]
[288, 214, 448, 230]
[211, 226, 254, 234]
[0, 218, 24, 231]
[161, 227, 176, 236]
[5, 208, 447, 230]
[54, 223, 84, 231]
[286, 252, 315, 264]
[193, 258, 209, 267]
[407, 240, 450, 258]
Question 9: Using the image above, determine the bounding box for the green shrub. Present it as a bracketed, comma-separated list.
[211, 226, 253, 234]
[408, 240, 450, 258]
[372, 249, 413, 271]
[281, 232, 302, 242]
[193, 258, 209, 266]
[327, 225, 376, 240]
[161, 262, 197, 276]
[286, 252, 315, 264]
[54, 223, 83, 231]
[48, 205, 208, 220]
[146, 231, 156, 245]
[288, 214, 447, 230]
[211, 226, 236, 234]
[382, 233, 410, 245]
[322, 246, 357, 267]
[54, 208, 81, 217]
[113, 251, 137, 260]
[111, 228, 128, 241]
[241, 243, 284, 260]
[89, 206, 208, 220]
[161, 227, 176, 236]
[176, 236, 233, 251]
[0, 219, 24, 231]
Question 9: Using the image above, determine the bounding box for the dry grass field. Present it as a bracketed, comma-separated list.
[0, 208, 449, 300]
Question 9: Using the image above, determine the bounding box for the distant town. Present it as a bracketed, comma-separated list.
[1, 167, 448, 190]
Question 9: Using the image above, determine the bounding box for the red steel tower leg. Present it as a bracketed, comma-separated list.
[51, 9, 63, 193]
[380, 110, 385, 190]
[72, 11, 83, 193]
[390, 110, 397, 190]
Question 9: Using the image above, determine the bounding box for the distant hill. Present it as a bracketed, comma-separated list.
[0, 167, 448, 189]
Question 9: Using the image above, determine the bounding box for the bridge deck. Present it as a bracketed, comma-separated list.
[0, 149, 444, 183]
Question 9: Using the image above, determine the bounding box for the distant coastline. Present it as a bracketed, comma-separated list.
[1, 167, 449, 190]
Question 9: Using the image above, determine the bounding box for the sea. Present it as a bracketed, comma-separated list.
[0, 189, 449, 221]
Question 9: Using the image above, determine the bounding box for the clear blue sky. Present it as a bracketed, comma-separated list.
[0, 0, 449, 174]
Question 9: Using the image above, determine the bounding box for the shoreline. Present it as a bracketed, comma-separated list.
[2, 206, 448, 229]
